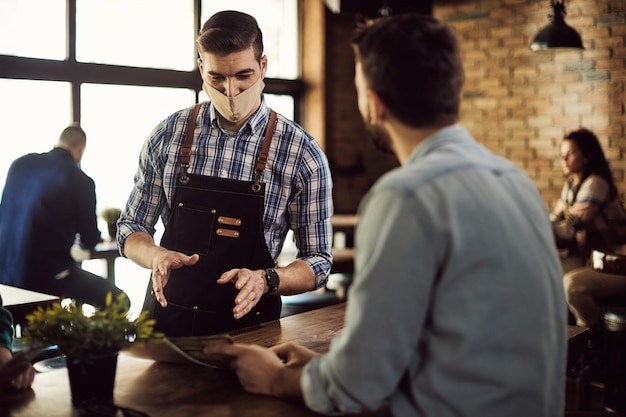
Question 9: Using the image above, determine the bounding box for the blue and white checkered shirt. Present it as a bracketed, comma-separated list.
[118, 99, 334, 288]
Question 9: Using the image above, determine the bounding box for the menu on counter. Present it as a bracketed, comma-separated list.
[124, 335, 233, 368]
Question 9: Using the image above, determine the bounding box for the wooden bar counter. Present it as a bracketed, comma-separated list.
[2, 303, 376, 417]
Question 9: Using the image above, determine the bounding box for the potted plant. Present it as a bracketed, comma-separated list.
[101, 207, 122, 241]
[23, 293, 163, 405]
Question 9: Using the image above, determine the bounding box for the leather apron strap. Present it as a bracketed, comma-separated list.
[178, 103, 201, 185]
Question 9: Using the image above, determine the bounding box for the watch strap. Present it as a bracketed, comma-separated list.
[265, 268, 280, 294]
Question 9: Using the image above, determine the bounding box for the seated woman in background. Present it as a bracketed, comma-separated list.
[551, 128, 626, 333]
[551, 128, 625, 273]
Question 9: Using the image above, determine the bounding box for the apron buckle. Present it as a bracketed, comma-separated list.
[180, 163, 190, 185]
[252, 170, 263, 192]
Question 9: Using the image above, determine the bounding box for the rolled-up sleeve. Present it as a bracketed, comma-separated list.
[290, 142, 334, 288]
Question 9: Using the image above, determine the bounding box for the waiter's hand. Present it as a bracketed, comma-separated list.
[151, 250, 200, 308]
[217, 268, 267, 319]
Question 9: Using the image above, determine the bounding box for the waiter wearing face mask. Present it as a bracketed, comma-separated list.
[117, 10, 333, 337]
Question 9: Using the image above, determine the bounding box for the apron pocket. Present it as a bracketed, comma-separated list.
[174, 204, 216, 255]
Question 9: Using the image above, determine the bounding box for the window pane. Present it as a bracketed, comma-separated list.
[265, 94, 294, 120]
[201, 0, 299, 79]
[0, 80, 71, 197]
[0, 0, 66, 59]
[76, 0, 195, 71]
[80, 84, 195, 211]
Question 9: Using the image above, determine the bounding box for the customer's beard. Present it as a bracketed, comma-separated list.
[363, 114, 394, 155]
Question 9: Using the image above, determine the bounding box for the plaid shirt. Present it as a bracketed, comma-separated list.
[118, 99, 334, 288]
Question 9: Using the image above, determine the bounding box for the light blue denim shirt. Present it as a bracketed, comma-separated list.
[302, 125, 567, 416]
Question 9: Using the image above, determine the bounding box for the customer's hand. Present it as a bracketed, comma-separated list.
[205, 341, 316, 397]
[0, 348, 36, 393]
[270, 342, 319, 367]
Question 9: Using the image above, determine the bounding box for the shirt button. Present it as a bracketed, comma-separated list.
[220, 170, 227, 178]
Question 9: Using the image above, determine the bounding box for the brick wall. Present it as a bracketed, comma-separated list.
[325, 11, 400, 213]
[325, 0, 626, 214]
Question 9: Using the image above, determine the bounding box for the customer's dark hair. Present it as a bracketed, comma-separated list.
[351, 14, 463, 128]
[564, 128, 617, 199]
[196, 10, 263, 61]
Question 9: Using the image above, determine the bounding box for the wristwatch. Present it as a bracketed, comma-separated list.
[265, 268, 280, 294]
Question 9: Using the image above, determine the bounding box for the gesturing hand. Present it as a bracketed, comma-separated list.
[151, 250, 200, 307]
[216, 268, 266, 319]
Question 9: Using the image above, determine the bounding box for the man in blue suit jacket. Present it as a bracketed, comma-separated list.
[0, 125, 127, 309]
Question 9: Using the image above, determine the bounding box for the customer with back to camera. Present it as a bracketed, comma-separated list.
[0, 124, 128, 309]
[207, 13, 567, 417]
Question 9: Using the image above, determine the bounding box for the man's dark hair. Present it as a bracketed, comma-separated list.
[197, 10, 264, 62]
[351, 14, 463, 128]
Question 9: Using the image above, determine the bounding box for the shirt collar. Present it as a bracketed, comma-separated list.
[406, 124, 473, 164]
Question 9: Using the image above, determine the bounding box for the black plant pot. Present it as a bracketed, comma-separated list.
[66, 352, 118, 406]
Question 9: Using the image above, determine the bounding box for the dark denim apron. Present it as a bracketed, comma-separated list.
[143, 104, 281, 336]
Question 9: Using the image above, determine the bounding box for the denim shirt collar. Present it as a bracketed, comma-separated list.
[406, 124, 474, 165]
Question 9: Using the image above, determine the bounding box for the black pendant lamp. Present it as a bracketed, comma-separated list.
[530, 0, 584, 52]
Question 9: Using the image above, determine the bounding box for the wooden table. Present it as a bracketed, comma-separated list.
[89, 241, 120, 284]
[0, 284, 59, 329]
[2, 303, 374, 417]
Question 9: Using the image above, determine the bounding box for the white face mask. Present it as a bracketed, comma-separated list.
[203, 76, 265, 123]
